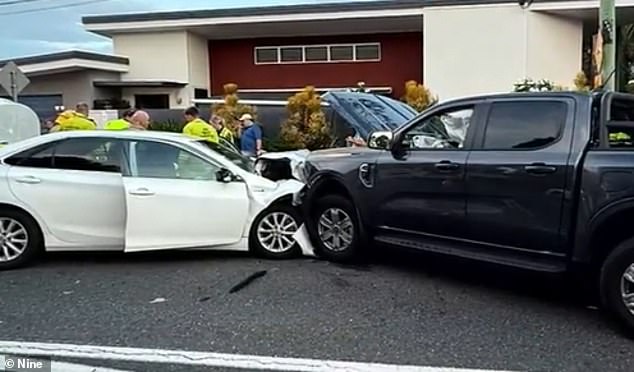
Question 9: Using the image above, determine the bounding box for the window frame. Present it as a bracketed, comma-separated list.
[127, 139, 225, 181]
[4, 137, 130, 174]
[475, 98, 571, 152]
[253, 42, 381, 65]
[392, 102, 483, 152]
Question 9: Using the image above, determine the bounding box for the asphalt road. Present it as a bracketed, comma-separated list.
[0, 247, 633, 372]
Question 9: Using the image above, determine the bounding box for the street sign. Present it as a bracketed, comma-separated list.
[0, 61, 30, 102]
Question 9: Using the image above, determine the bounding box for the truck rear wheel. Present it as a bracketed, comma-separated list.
[600, 237, 634, 334]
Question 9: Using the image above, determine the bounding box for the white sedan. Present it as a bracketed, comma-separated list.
[0, 130, 309, 270]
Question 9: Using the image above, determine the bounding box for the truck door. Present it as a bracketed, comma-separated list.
[464, 97, 576, 254]
[371, 102, 483, 240]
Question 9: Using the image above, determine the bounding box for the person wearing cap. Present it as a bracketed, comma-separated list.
[239, 113, 262, 157]
[182, 106, 219, 143]
[210, 114, 234, 144]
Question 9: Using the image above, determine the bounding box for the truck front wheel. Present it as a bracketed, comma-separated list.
[310, 195, 362, 262]
[600, 237, 634, 333]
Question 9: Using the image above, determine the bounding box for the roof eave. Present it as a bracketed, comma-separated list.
[82, 7, 425, 36]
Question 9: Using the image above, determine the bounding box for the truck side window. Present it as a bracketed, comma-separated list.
[483, 101, 567, 150]
[402, 107, 474, 150]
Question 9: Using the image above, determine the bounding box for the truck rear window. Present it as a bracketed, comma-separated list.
[607, 99, 634, 148]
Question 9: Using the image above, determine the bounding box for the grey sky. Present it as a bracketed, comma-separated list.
[0, 0, 365, 59]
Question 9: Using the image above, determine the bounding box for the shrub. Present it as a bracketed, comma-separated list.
[279, 86, 332, 150]
[212, 83, 256, 135]
[401, 80, 438, 112]
[150, 119, 183, 132]
[513, 73, 592, 93]
[573, 71, 592, 91]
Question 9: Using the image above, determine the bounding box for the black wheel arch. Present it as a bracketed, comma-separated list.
[303, 174, 369, 239]
[580, 199, 634, 268]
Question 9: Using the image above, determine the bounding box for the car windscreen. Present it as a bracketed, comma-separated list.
[322, 92, 417, 139]
[193, 140, 255, 173]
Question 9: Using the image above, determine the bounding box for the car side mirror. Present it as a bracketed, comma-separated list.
[216, 168, 235, 183]
[367, 131, 394, 150]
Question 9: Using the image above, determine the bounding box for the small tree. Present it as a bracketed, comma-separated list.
[401, 80, 438, 112]
[279, 86, 332, 150]
[212, 83, 256, 135]
[573, 71, 592, 91]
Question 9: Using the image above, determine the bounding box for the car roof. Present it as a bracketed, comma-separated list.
[43, 130, 190, 142]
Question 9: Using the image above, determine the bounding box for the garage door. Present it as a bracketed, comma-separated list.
[0, 94, 62, 120]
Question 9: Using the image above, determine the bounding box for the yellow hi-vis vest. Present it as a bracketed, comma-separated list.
[104, 119, 131, 131]
[183, 118, 219, 144]
[54, 110, 96, 131]
[218, 126, 234, 143]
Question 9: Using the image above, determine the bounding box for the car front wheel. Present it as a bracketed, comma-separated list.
[0, 209, 42, 270]
[311, 195, 361, 262]
[249, 203, 302, 259]
[600, 237, 634, 334]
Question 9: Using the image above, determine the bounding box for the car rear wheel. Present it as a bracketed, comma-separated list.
[0, 209, 42, 270]
[311, 195, 361, 262]
[249, 203, 302, 259]
[600, 237, 634, 333]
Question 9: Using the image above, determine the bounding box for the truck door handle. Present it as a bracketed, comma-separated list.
[15, 176, 41, 184]
[434, 161, 460, 171]
[129, 187, 155, 196]
[524, 163, 557, 175]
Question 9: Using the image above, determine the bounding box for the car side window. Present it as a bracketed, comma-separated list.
[401, 107, 474, 150]
[133, 140, 220, 181]
[5, 143, 55, 168]
[483, 101, 567, 150]
[53, 138, 126, 173]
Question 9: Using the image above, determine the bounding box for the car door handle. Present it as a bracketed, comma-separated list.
[524, 163, 557, 175]
[15, 176, 41, 184]
[128, 188, 155, 196]
[434, 161, 460, 171]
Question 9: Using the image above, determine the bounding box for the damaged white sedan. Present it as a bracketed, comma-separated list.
[0, 130, 311, 270]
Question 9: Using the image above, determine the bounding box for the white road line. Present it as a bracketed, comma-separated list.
[51, 361, 131, 372]
[0, 341, 517, 372]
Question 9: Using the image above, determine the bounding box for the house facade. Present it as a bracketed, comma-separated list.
[2, 0, 631, 114]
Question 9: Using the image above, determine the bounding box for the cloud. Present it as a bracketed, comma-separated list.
[0, 0, 370, 59]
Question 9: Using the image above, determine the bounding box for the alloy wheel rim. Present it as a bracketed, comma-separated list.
[0, 218, 28, 263]
[317, 208, 354, 252]
[621, 263, 634, 316]
[257, 212, 299, 253]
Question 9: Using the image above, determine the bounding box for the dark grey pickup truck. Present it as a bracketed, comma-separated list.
[296, 91, 634, 331]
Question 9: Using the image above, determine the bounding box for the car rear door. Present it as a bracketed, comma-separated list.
[123, 139, 250, 252]
[5, 136, 127, 248]
[465, 97, 575, 254]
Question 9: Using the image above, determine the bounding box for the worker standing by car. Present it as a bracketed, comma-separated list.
[239, 113, 262, 157]
[104, 109, 136, 130]
[210, 114, 234, 144]
[129, 110, 151, 130]
[104, 109, 151, 131]
[50, 103, 97, 132]
[182, 106, 219, 143]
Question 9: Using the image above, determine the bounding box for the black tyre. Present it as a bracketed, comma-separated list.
[0, 209, 43, 270]
[310, 194, 362, 262]
[600, 237, 634, 333]
[249, 203, 302, 259]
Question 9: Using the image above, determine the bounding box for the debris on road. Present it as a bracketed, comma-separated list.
[229, 270, 268, 294]
[198, 296, 212, 303]
[149, 298, 167, 304]
[62, 291, 73, 295]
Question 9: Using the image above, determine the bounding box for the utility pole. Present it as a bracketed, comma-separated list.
[600, 0, 616, 90]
